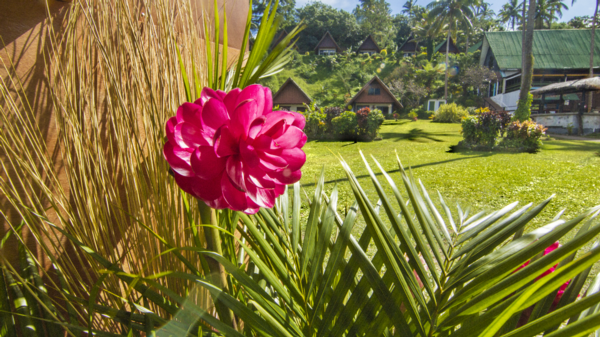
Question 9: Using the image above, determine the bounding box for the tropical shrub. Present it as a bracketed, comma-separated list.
[408, 110, 418, 120]
[304, 109, 327, 139]
[356, 108, 384, 140]
[433, 103, 469, 123]
[498, 120, 547, 152]
[324, 106, 343, 126]
[331, 111, 358, 138]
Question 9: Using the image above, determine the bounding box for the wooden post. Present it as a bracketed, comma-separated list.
[559, 93, 563, 113]
[541, 94, 546, 114]
[578, 91, 586, 136]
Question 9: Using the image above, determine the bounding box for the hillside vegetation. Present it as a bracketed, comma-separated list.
[259, 50, 486, 113]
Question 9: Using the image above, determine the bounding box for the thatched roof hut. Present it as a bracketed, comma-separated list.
[530, 77, 600, 95]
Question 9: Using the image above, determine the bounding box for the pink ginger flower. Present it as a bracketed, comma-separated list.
[163, 85, 307, 214]
[515, 241, 571, 326]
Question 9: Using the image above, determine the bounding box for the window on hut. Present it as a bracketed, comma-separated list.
[368, 86, 380, 95]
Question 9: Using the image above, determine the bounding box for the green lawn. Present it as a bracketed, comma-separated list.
[299, 120, 600, 239]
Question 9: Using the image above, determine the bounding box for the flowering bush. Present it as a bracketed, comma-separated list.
[498, 120, 547, 152]
[433, 103, 469, 123]
[408, 111, 418, 121]
[163, 85, 307, 214]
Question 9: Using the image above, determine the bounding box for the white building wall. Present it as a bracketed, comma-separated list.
[490, 90, 521, 112]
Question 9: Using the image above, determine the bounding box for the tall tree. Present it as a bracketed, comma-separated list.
[252, 0, 297, 31]
[515, 0, 537, 122]
[403, 0, 420, 18]
[499, 0, 523, 30]
[535, 0, 568, 29]
[354, 0, 395, 47]
[294, 2, 362, 51]
[427, 0, 476, 100]
[588, 0, 599, 113]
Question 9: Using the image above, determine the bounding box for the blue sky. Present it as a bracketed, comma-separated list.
[295, 0, 597, 23]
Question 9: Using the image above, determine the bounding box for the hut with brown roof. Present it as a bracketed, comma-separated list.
[348, 76, 402, 115]
[435, 37, 459, 55]
[314, 31, 342, 56]
[398, 39, 420, 57]
[356, 35, 380, 55]
[272, 78, 312, 112]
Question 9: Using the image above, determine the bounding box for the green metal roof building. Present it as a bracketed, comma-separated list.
[481, 29, 600, 71]
[479, 29, 600, 111]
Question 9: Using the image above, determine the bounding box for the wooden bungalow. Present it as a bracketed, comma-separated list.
[398, 39, 420, 57]
[356, 35, 380, 55]
[434, 37, 459, 55]
[530, 77, 600, 135]
[314, 31, 342, 56]
[272, 78, 312, 112]
[480, 29, 600, 112]
[348, 76, 402, 115]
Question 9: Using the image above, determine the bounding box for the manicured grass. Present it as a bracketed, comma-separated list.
[299, 119, 600, 239]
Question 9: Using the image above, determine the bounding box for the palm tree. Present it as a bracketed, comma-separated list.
[427, 0, 476, 100]
[516, 0, 537, 121]
[535, 0, 567, 28]
[499, 0, 523, 30]
[548, 0, 569, 28]
[403, 0, 419, 18]
[588, 0, 599, 113]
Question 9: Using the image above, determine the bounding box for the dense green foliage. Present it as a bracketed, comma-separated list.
[260, 50, 483, 111]
[498, 120, 548, 152]
[514, 93, 534, 122]
[460, 109, 545, 151]
[433, 103, 469, 123]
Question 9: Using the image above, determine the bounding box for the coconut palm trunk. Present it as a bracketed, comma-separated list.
[519, 0, 537, 106]
[588, 0, 599, 113]
[445, 27, 451, 100]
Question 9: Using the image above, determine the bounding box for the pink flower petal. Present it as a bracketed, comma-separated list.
[197, 87, 225, 106]
[273, 126, 306, 149]
[226, 156, 246, 192]
[176, 102, 202, 125]
[205, 196, 228, 209]
[246, 165, 276, 189]
[214, 126, 239, 157]
[229, 99, 259, 141]
[271, 147, 306, 171]
[240, 141, 260, 168]
[201, 98, 230, 136]
[269, 168, 302, 185]
[248, 116, 266, 140]
[274, 184, 285, 196]
[291, 112, 306, 129]
[163, 142, 194, 177]
[223, 88, 241, 115]
[221, 174, 248, 211]
[263, 87, 273, 116]
[258, 111, 296, 138]
[174, 173, 223, 201]
[252, 134, 277, 151]
[174, 123, 212, 148]
[165, 117, 178, 144]
[190, 146, 226, 180]
[258, 151, 287, 171]
[237, 84, 265, 117]
[246, 183, 275, 208]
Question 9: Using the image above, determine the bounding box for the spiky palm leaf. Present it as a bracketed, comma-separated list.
[14, 153, 600, 337]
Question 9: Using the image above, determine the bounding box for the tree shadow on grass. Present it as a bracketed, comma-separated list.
[301, 153, 494, 188]
[542, 139, 600, 153]
[380, 128, 456, 143]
